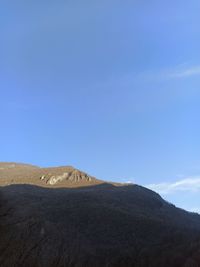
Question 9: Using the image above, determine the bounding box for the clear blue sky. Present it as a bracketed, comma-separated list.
[1, 1, 200, 212]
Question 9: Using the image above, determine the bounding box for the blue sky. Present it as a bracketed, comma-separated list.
[1, 1, 200, 212]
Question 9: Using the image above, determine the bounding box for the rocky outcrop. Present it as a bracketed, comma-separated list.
[40, 170, 92, 185]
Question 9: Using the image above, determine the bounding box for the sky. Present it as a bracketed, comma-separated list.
[1, 0, 200, 213]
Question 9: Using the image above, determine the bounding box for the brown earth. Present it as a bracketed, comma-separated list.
[0, 162, 112, 188]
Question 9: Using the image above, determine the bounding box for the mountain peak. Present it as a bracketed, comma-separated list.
[0, 162, 102, 187]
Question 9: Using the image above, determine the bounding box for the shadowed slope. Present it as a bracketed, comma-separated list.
[1, 183, 200, 267]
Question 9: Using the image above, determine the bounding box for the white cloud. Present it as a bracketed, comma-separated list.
[141, 64, 200, 82]
[146, 177, 200, 195]
[124, 180, 134, 184]
[169, 65, 200, 78]
[117, 178, 135, 184]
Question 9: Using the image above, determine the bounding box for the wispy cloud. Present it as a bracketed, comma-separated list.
[124, 180, 134, 184]
[168, 65, 200, 78]
[117, 178, 135, 184]
[140, 64, 200, 82]
[146, 177, 200, 195]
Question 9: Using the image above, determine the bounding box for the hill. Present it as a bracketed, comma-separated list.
[0, 162, 107, 188]
[0, 163, 200, 267]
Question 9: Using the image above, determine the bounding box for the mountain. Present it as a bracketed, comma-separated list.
[0, 163, 200, 267]
[0, 162, 103, 187]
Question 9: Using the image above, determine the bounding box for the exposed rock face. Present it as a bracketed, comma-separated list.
[40, 170, 92, 185]
[40, 172, 69, 185]
[70, 170, 92, 182]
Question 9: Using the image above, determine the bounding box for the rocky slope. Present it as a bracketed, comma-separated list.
[0, 163, 200, 267]
[0, 162, 104, 187]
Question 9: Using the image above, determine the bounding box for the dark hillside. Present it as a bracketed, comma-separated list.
[1, 183, 200, 267]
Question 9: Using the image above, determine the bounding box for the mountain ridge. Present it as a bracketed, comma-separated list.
[0, 162, 107, 188]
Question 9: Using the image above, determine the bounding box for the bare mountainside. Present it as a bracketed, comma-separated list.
[0, 162, 106, 187]
[1, 163, 200, 267]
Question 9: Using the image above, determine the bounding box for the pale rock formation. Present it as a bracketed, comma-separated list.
[40, 170, 92, 185]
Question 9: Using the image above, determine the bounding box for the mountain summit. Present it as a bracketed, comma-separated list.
[0, 162, 104, 187]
